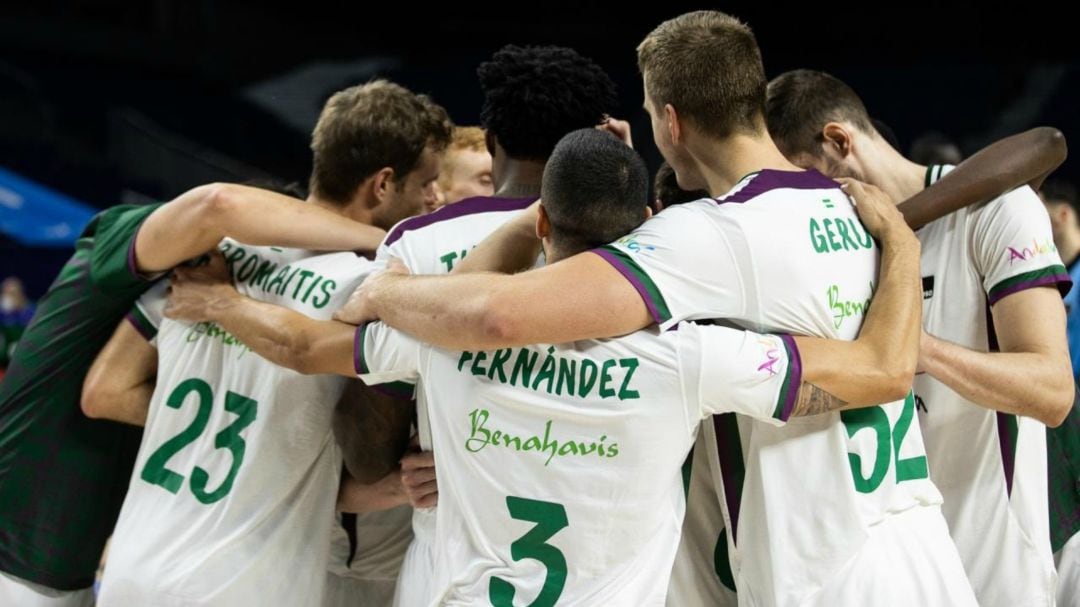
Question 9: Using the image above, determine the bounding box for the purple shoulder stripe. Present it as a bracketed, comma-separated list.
[383, 196, 536, 246]
[717, 169, 839, 205]
[125, 311, 155, 341]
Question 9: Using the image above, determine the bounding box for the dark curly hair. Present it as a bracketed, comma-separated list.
[477, 45, 618, 162]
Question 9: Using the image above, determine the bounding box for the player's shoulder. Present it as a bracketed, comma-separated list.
[382, 196, 536, 247]
[714, 168, 840, 206]
[969, 182, 1043, 225]
[583, 324, 676, 361]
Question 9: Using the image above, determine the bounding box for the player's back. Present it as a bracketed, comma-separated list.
[100, 240, 373, 607]
[379, 195, 536, 274]
[601, 169, 945, 605]
[420, 329, 697, 606]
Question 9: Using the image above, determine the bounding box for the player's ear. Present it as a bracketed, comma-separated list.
[536, 204, 552, 240]
[371, 167, 396, 206]
[822, 123, 854, 159]
[643, 206, 654, 220]
[665, 104, 682, 146]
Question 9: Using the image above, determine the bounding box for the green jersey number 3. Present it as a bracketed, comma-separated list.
[489, 496, 569, 607]
[140, 377, 258, 504]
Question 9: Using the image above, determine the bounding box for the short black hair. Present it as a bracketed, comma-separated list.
[541, 129, 649, 254]
[1041, 178, 1080, 215]
[478, 45, 618, 162]
[653, 161, 709, 211]
[765, 69, 874, 159]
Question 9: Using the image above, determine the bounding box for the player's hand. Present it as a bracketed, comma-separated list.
[400, 450, 437, 509]
[164, 250, 237, 322]
[597, 115, 633, 148]
[838, 178, 911, 242]
[333, 260, 408, 325]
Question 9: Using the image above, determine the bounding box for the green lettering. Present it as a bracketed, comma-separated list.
[578, 359, 598, 397]
[555, 358, 576, 396]
[510, 349, 539, 387]
[809, 218, 828, 253]
[458, 351, 474, 372]
[312, 280, 336, 309]
[617, 358, 640, 400]
[542, 420, 559, 466]
[834, 217, 855, 251]
[488, 348, 512, 383]
[823, 218, 842, 252]
[471, 351, 489, 376]
[531, 347, 556, 394]
[236, 255, 259, 283]
[301, 276, 322, 304]
[278, 267, 302, 296]
[267, 265, 290, 294]
[292, 270, 315, 299]
[440, 251, 458, 272]
[558, 442, 579, 456]
[465, 409, 492, 452]
[224, 246, 246, 273]
[599, 359, 617, 398]
[251, 260, 278, 289]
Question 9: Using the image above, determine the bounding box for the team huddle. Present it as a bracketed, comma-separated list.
[0, 9, 1076, 607]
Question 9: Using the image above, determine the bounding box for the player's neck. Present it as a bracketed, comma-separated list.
[494, 159, 543, 199]
[688, 132, 802, 196]
[308, 195, 376, 227]
[860, 143, 926, 205]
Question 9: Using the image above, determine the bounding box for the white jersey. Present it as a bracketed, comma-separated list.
[324, 508, 413, 607]
[665, 431, 738, 607]
[100, 240, 375, 607]
[917, 165, 1069, 607]
[355, 319, 800, 605]
[598, 169, 952, 606]
[373, 195, 535, 606]
[377, 194, 538, 449]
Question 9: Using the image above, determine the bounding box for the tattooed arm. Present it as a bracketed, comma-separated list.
[791, 382, 850, 417]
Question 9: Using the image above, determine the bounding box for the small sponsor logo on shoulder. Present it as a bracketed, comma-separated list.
[922, 275, 935, 299]
[615, 235, 656, 255]
[1006, 238, 1057, 265]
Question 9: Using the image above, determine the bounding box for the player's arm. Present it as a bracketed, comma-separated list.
[82, 318, 158, 426]
[336, 449, 440, 512]
[920, 291, 1072, 427]
[333, 380, 413, 484]
[334, 255, 651, 351]
[134, 183, 386, 274]
[164, 252, 357, 377]
[899, 127, 1067, 229]
[919, 190, 1073, 427]
[787, 179, 921, 411]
